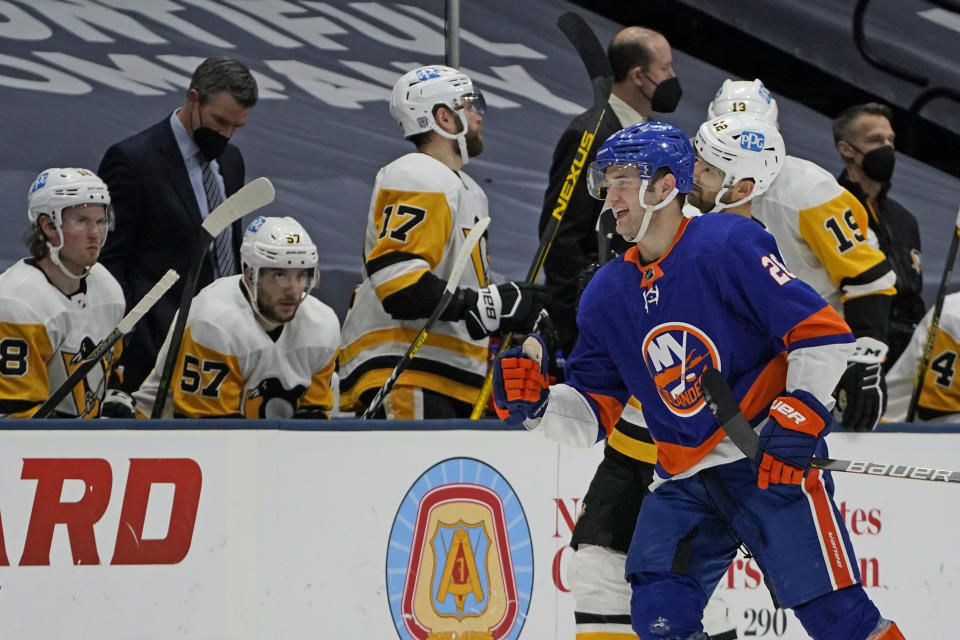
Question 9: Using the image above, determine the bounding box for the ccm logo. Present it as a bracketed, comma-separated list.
[771, 399, 805, 425]
[1, 458, 201, 567]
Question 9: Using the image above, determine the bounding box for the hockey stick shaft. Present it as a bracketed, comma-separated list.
[470, 11, 614, 419]
[701, 367, 960, 484]
[906, 205, 960, 421]
[151, 177, 275, 418]
[361, 217, 491, 419]
[33, 269, 180, 419]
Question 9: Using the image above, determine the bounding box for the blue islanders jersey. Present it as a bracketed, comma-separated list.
[567, 214, 854, 481]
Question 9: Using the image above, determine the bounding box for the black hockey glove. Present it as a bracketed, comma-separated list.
[464, 282, 550, 340]
[100, 389, 136, 419]
[833, 337, 888, 431]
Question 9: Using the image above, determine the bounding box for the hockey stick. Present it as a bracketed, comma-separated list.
[33, 269, 180, 419]
[361, 217, 491, 419]
[151, 177, 275, 418]
[470, 11, 614, 418]
[906, 205, 960, 421]
[701, 367, 960, 484]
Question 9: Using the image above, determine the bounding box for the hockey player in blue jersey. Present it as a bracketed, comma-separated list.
[493, 122, 904, 640]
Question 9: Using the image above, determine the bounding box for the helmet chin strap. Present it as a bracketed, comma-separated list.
[432, 109, 471, 167]
[46, 228, 90, 280]
[628, 181, 679, 244]
[711, 186, 756, 211]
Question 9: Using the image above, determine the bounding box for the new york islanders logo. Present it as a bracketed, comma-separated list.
[642, 322, 721, 416]
[386, 458, 533, 640]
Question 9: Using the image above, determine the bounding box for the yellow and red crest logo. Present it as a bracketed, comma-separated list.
[387, 458, 532, 640]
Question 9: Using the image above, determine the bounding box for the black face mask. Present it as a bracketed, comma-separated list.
[644, 74, 682, 113]
[858, 145, 896, 183]
[847, 141, 895, 183]
[193, 106, 230, 162]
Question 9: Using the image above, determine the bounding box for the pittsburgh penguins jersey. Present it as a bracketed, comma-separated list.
[135, 276, 339, 419]
[884, 294, 960, 422]
[0, 259, 124, 418]
[339, 152, 491, 410]
[752, 155, 896, 313]
[557, 214, 854, 483]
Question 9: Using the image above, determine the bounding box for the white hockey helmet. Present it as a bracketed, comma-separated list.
[707, 79, 779, 127]
[390, 65, 485, 165]
[241, 215, 320, 296]
[694, 113, 785, 210]
[27, 167, 113, 278]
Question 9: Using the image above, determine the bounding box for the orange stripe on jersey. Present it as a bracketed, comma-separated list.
[654, 428, 728, 476]
[740, 353, 788, 421]
[586, 392, 624, 436]
[783, 305, 851, 349]
[871, 622, 905, 639]
[802, 470, 856, 590]
[624, 218, 691, 284]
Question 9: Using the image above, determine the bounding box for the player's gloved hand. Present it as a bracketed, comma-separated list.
[834, 336, 888, 432]
[492, 333, 549, 428]
[464, 282, 550, 339]
[755, 389, 831, 489]
[100, 389, 136, 419]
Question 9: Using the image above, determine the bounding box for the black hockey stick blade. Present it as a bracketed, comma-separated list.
[700, 367, 758, 459]
[701, 367, 960, 484]
[557, 12, 614, 102]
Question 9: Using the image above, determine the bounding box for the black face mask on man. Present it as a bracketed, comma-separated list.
[848, 142, 896, 183]
[192, 104, 230, 162]
[643, 74, 682, 113]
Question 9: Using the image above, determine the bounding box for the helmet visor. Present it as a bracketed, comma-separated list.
[586, 162, 649, 200]
[460, 89, 486, 116]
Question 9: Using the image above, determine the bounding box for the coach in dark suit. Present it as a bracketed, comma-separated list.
[538, 27, 681, 357]
[98, 57, 258, 392]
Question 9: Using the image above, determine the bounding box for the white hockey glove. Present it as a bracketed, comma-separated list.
[834, 336, 888, 432]
[100, 389, 137, 419]
[463, 281, 550, 340]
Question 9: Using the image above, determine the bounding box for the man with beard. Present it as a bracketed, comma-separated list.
[134, 216, 339, 419]
[98, 56, 258, 394]
[704, 81, 896, 433]
[338, 65, 547, 419]
[833, 103, 924, 369]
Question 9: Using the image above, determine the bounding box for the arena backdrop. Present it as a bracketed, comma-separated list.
[1, 0, 959, 320]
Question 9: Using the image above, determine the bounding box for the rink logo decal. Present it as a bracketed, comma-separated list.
[386, 458, 533, 640]
[642, 322, 720, 416]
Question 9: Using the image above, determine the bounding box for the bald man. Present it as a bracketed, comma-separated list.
[538, 26, 681, 358]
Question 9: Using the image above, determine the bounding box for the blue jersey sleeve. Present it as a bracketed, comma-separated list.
[713, 219, 853, 350]
[564, 275, 631, 435]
